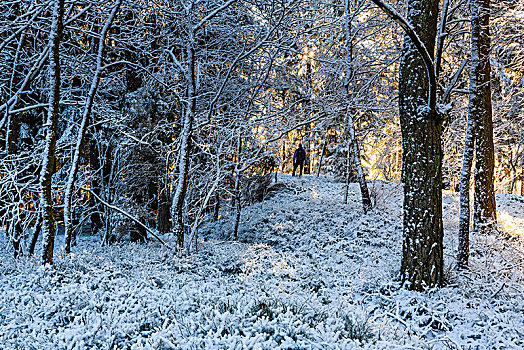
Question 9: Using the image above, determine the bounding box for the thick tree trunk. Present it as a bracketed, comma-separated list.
[471, 0, 497, 232]
[64, 0, 122, 253]
[12, 218, 22, 258]
[398, 0, 443, 290]
[457, 110, 475, 268]
[40, 0, 65, 265]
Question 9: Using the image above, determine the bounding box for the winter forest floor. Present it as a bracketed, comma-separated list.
[1, 174, 524, 349]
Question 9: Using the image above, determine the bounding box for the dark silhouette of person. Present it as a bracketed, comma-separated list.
[292, 144, 307, 177]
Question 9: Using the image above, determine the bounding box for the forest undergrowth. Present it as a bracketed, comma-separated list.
[1, 174, 523, 349]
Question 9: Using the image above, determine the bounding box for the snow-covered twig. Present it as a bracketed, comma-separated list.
[82, 187, 172, 250]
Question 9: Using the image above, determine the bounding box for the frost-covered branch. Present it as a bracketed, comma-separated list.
[368, 0, 436, 111]
[63, 0, 123, 253]
[83, 187, 172, 250]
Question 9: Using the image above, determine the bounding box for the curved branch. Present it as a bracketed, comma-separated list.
[369, 0, 436, 111]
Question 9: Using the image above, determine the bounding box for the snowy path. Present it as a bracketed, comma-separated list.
[1, 174, 524, 349]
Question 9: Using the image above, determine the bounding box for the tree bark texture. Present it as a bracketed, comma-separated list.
[40, 0, 65, 265]
[348, 114, 372, 213]
[157, 176, 171, 233]
[344, 0, 372, 213]
[172, 39, 196, 250]
[457, 109, 475, 268]
[471, 0, 497, 232]
[399, 0, 444, 290]
[29, 211, 43, 256]
[89, 140, 104, 232]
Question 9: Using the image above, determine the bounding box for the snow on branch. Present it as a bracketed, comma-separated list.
[83, 187, 172, 250]
[192, 0, 237, 33]
[368, 0, 437, 112]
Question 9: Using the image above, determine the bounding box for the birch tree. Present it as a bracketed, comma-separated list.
[344, 0, 372, 213]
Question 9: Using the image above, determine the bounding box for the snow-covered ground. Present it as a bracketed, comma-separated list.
[1, 174, 524, 349]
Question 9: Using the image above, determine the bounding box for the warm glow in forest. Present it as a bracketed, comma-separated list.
[0, 0, 523, 348]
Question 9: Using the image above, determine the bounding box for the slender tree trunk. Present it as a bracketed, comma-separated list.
[29, 211, 43, 256]
[343, 1, 371, 212]
[6, 33, 24, 257]
[471, 0, 497, 232]
[457, 109, 475, 268]
[233, 133, 242, 240]
[521, 171, 524, 196]
[281, 140, 286, 172]
[398, 0, 443, 290]
[64, 0, 122, 253]
[348, 114, 372, 213]
[344, 141, 351, 205]
[317, 139, 326, 177]
[508, 149, 515, 194]
[509, 166, 517, 194]
[89, 140, 103, 232]
[40, 0, 65, 265]
[172, 37, 196, 250]
[213, 192, 220, 221]
[157, 175, 171, 233]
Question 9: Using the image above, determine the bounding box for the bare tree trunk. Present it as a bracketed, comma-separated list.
[213, 192, 220, 221]
[6, 33, 25, 257]
[64, 0, 122, 253]
[29, 211, 42, 256]
[343, 0, 371, 212]
[157, 174, 171, 233]
[521, 171, 524, 196]
[89, 140, 103, 232]
[471, 0, 497, 232]
[233, 133, 242, 240]
[373, 0, 443, 290]
[457, 109, 475, 269]
[348, 114, 372, 213]
[281, 140, 286, 172]
[40, 0, 65, 265]
[172, 38, 196, 250]
[508, 145, 521, 194]
[317, 139, 326, 177]
[344, 142, 351, 205]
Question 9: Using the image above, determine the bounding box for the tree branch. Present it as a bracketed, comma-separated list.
[368, 0, 436, 111]
[82, 187, 172, 250]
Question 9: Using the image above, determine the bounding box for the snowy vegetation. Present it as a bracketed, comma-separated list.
[2, 175, 523, 349]
[1, 0, 524, 348]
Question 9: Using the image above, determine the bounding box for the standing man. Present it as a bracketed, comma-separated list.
[293, 143, 307, 177]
